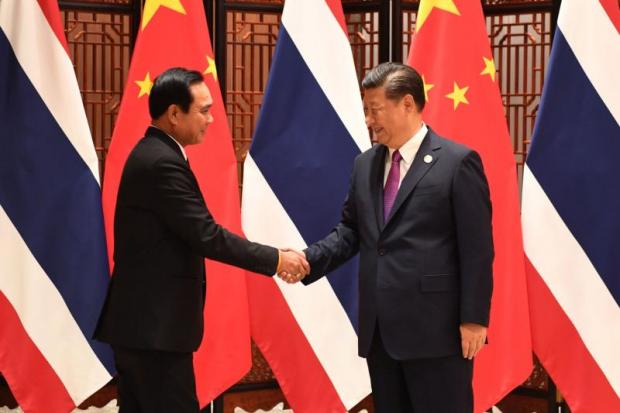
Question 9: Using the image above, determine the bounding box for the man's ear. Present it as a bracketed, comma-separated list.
[167, 104, 179, 126]
[402, 94, 417, 112]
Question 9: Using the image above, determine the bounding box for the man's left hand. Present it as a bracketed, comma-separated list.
[459, 323, 487, 360]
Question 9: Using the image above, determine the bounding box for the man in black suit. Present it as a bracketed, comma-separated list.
[95, 68, 309, 413]
[298, 62, 494, 412]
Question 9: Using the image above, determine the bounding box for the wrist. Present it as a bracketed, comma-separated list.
[276, 249, 282, 273]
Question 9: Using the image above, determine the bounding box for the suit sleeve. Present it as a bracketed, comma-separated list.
[150, 156, 279, 276]
[452, 151, 494, 326]
[303, 161, 360, 285]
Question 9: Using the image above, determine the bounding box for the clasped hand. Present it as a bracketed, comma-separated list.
[277, 248, 309, 284]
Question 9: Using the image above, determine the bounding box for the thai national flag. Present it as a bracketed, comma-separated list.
[522, 0, 620, 411]
[241, 0, 371, 411]
[0, 1, 114, 412]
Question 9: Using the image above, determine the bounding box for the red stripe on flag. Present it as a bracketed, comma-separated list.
[35, 0, 69, 54]
[526, 258, 620, 413]
[599, 0, 620, 33]
[324, 0, 347, 34]
[0, 292, 75, 413]
[247, 275, 347, 413]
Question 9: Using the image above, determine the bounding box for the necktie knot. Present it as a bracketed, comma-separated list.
[392, 150, 402, 163]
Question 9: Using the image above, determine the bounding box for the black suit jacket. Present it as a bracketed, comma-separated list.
[95, 127, 278, 353]
[304, 129, 493, 360]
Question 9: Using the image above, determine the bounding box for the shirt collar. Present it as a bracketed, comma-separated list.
[151, 125, 188, 161]
[387, 123, 428, 165]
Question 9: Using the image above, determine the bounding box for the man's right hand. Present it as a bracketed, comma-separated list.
[277, 249, 309, 283]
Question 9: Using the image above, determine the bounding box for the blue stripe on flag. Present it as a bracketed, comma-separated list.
[526, 30, 620, 305]
[0, 32, 114, 372]
[250, 27, 361, 330]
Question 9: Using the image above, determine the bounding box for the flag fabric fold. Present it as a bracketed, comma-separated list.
[408, 1, 533, 411]
[0, 1, 114, 411]
[241, 0, 372, 411]
[522, 0, 620, 411]
[101, 0, 251, 405]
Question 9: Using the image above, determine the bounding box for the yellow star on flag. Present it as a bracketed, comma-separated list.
[204, 55, 218, 81]
[141, 0, 186, 30]
[416, 0, 460, 33]
[422, 75, 434, 102]
[481, 56, 496, 82]
[445, 81, 469, 110]
[135, 72, 153, 98]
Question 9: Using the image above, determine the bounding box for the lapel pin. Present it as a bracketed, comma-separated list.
[423, 154, 433, 164]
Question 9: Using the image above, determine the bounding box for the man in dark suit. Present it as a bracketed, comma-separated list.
[95, 68, 308, 413]
[299, 62, 494, 412]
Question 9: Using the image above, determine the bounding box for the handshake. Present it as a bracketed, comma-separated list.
[277, 248, 310, 284]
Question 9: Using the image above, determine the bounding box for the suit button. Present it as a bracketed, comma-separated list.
[378, 249, 385, 256]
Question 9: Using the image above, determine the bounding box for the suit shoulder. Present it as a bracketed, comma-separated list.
[127, 136, 180, 167]
[431, 131, 477, 160]
[355, 144, 382, 163]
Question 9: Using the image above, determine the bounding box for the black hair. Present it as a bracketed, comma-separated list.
[149, 67, 204, 119]
[361, 62, 426, 111]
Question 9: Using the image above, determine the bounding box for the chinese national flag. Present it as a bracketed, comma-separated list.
[408, 0, 532, 411]
[101, 0, 251, 405]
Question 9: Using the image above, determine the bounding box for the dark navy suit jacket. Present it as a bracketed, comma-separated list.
[304, 129, 494, 360]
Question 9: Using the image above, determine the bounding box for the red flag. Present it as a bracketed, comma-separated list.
[408, 0, 532, 410]
[101, 0, 251, 405]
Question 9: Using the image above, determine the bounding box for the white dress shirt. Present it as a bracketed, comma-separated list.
[383, 123, 428, 188]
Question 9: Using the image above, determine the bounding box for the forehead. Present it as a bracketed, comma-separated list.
[363, 87, 387, 105]
[189, 82, 212, 105]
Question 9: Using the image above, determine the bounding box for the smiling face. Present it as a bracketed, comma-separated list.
[363, 86, 419, 149]
[170, 81, 214, 146]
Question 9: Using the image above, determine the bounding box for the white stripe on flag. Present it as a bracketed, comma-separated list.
[0, 206, 111, 405]
[242, 155, 371, 409]
[558, 0, 620, 124]
[282, 0, 370, 154]
[0, 0, 100, 184]
[522, 166, 620, 395]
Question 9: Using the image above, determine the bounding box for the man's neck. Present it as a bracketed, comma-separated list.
[391, 119, 423, 150]
[151, 122, 182, 145]
[150, 123, 188, 161]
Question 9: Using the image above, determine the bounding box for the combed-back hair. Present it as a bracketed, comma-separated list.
[361, 62, 425, 111]
[149, 67, 204, 119]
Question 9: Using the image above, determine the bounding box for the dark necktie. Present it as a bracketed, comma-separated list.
[383, 150, 402, 222]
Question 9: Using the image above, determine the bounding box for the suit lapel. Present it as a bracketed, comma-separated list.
[384, 131, 441, 227]
[370, 144, 388, 232]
